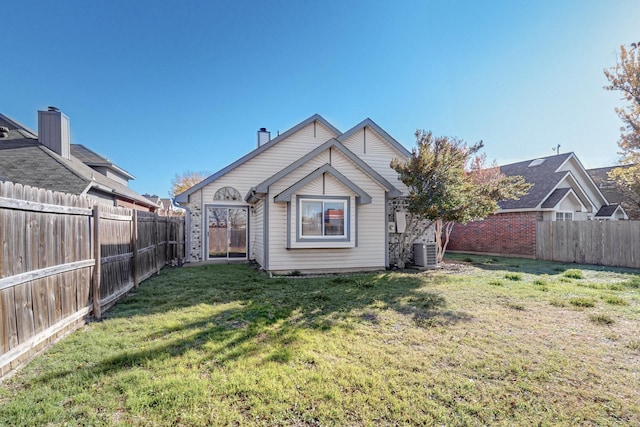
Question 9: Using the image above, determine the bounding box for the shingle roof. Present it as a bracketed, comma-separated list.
[0, 117, 154, 208]
[0, 138, 89, 194]
[498, 152, 573, 209]
[540, 187, 571, 208]
[595, 204, 621, 217]
[587, 165, 626, 205]
[71, 144, 135, 180]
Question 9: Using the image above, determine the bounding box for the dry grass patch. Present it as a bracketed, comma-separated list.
[1, 256, 639, 426]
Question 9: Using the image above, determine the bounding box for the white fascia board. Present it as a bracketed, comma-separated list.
[175, 114, 341, 202]
[274, 163, 372, 204]
[337, 118, 411, 158]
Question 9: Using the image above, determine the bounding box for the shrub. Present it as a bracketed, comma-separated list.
[488, 280, 504, 287]
[504, 273, 522, 281]
[550, 299, 566, 307]
[533, 279, 547, 286]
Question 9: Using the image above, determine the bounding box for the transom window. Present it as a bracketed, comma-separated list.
[556, 212, 573, 221]
[299, 198, 347, 238]
[214, 186, 242, 201]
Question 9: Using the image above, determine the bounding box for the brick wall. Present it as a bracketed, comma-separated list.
[447, 212, 542, 257]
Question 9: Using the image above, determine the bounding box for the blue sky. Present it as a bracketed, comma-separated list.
[2, 1, 639, 197]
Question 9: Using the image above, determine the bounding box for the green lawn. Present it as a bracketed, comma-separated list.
[1, 255, 639, 426]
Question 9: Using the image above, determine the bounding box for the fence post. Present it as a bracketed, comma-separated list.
[154, 214, 160, 275]
[131, 209, 138, 288]
[165, 217, 170, 263]
[92, 205, 102, 320]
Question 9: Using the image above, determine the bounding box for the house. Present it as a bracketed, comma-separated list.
[447, 152, 628, 258]
[175, 114, 428, 273]
[143, 194, 185, 216]
[587, 165, 640, 220]
[0, 108, 158, 212]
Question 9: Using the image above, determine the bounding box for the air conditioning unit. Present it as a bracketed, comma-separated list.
[414, 243, 438, 268]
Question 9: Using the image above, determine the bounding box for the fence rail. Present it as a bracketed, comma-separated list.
[0, 181, 184, 378]
[536, 220, 640, 269]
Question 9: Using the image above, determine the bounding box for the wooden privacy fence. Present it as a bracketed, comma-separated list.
[536, 220, 640, 269]
[0, 181, 185, 377]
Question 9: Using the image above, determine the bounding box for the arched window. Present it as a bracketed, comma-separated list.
[214, 186, 242, 201]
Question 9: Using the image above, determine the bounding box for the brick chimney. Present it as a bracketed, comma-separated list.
[38, 106, 70, 159]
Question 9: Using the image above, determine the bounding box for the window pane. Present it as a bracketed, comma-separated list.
[324, 202, 345, 236]
[301, 201, 322, 236]
[556, 212, 563, 221]
[566, 212, 573, 221]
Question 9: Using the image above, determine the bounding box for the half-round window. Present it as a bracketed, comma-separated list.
[214, 186, 242, 201]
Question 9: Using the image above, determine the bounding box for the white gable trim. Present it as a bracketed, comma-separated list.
[535, 171, 597, 213]
[251, 138, 401, 198]
[274, 163, 372, 204]
[175, 114, 341, 202]
[548, 188, 588, 212]
[556, 153, 609, 206]
[337, 118, 411, 158]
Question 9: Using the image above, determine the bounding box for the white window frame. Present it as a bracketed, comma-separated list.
[297, 196, 349, 242]
[555, 211, 573, 221]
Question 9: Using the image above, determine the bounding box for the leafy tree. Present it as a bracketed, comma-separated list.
[604, 43, 640, 206]
[391, 131, 531, 266]
[170, 170, 208, 196]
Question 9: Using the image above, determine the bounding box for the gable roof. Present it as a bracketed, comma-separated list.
[273, 163, 372, 204]
[0, 113, 37, 138]
[337, 118, 411, 158]
[0, 114, 156, 209]
[250, 138, 401, 199]
[540, 187, 571, 208]
[71, 144, 135, 180]
[595, 204, 622, 217]
[175, 114, 341, 201]
[0, 138, 89, 194]
[498, 152, 577, 210]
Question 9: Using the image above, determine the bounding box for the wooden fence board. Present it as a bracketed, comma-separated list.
[536, 220, 640, 269]
[1, 182, 19, 353]
[0, 180, 185, 377]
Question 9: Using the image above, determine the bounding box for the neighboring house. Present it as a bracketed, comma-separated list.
[175, 114, 425, 273]
[0, 108, 158, 212]
[143, 194, 185, 216]
[448, 152, 627, 258]
[587, 165, 640, 220]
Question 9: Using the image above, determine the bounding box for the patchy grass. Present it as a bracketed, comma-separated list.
[1, 256, 639, 426]
[569, 297, 597, 308]
[504, 272, 522, 281]
[563, 269, 584, 279]
[589, 314, 615, 325]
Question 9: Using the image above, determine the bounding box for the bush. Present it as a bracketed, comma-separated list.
[504, 273, 522, 281]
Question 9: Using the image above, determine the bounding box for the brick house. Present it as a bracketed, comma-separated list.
[448, 153, 627, 258]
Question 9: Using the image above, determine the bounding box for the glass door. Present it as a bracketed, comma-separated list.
[208, 207, 247, 259]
